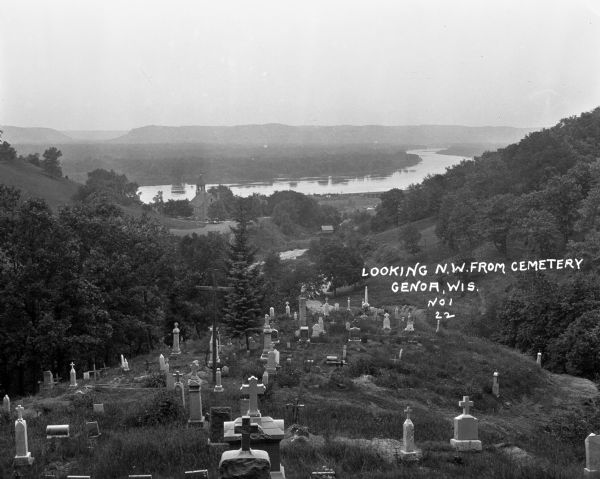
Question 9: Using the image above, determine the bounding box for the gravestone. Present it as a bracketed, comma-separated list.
[345, 321, 351, 331]
[436, 319, 441, 333]
[209, 407, 232, 445]
[342, 345, 347, 362]
[311, 321, 322, 338]
[311, 467, 336, 478]
[394, 306, 399, 319]
[214, 368, 224, 393]
[293, 312, 298, 321]
[86, 421, 100, 438]
[363, 286, 369, 308]
[240, 376, 265, 417]
[188, 362, 203, 426]
[159, 354, 166, 372]
[219, 416, 271, 479]
[348, 327, 361, 343]
[209, 326, 220, 367]
[261, 321, 273, 361]
[3, 394, 10, 413]
[285, 301, 291, 317]
[271, 328, 279, 345]
[43, 370, 54, 390]
[174, 371, 185, 407]
[14, 405, 34, 466]
[185, 471, 209, 478]
[536, 351, 542, 367]
[93, 403, 104, 414]
[404, 315, 415, 332]
[166, 371, 176, 390]
[299, 326, 310, 342]
[172, 322, 182, 355]
[383, 313, 391, 332]
[450, 396, 482, 451]
[69, 362, 78, 387]
[262, 370, 269, 386]
[46, 425, 70, 439]
[399, 406, 420, 460]
[270, 307, 275, 319]
[299, 295, 307, 327]
[492, 372, 499, 397]
[322, 297, 330, 317]
[584, 433, 600, 477]
[347, 297, 351, 311]
[83, 371, 90, 381]
[222, 365, 230, 376]
[334, 303, 339, 311]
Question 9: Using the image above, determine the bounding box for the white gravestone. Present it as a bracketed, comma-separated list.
[188, 361, 203, 426]
[3, 394, 10, 413]
[240, 376, 266, 417]
[14, 405, 34, 466]
[172, 322, 182, 355]
[383, 313, 391, 332]
[214, 368, 224, 393]
[536, 351, 542, 367]
[492, 372, 500, 397]
[399, 406, 420, 460]
[585, 433, 600, 477]
[159, 353, 166, 372]
[285, 302, 291, 317]
[450, 396, 482, 451]
[69, 362, 77, 387]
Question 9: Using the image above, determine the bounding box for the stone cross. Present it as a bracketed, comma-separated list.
[237, 416, 260, 451]
[17, 404, 24, 420]
[175, 371, 183, 383]
[459, 396, 474, 415]
[405, 406, 412, 420]
[240, 376, 266, 417]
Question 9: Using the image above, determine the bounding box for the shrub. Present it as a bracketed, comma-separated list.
[141, 372, 166, 388]
[126, 389, 186, 427]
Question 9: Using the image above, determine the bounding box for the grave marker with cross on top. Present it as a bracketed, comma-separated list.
[450, 395, 482, 451]
[240, 376, 266, 417]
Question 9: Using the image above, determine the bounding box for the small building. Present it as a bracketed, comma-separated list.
[320, 225, 334, 234]
[190, 175, 216, 222]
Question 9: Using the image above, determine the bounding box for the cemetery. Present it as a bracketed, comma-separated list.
[1, 296, 598, 479]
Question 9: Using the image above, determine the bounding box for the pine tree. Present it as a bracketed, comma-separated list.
[223, 199, 263, 351]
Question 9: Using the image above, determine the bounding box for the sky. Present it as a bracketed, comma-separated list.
[1, 0, 600, 130]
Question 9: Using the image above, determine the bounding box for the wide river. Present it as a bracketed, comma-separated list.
[137, 148, 471, 202]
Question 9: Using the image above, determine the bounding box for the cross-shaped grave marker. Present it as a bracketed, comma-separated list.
[235, 416, 260, 451]
[459, 396, 474, 415]
[239, 376, 266, 417]
[16, 404, 24, 420]
[174, 371, 183, 383]
[286, 398, 305, 424]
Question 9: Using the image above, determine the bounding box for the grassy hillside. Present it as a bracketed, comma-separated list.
[1, 311, 595, 478]
[0, 159, 80, 210]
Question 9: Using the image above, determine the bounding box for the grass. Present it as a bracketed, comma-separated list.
[0, 315, 596, 478]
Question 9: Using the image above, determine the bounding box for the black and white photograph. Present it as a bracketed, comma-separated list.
[1, 0, 600, 477]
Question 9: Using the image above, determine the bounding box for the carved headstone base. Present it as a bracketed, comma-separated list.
[450, 439, 482, 451]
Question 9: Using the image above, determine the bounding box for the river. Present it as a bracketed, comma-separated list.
[136, 148, 471, 202]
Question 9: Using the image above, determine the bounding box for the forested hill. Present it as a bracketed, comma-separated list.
[372, 107, 600, 379]
[112, 123, 534, 145]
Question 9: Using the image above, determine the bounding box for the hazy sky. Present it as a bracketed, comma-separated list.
[1, 0, 600, 130]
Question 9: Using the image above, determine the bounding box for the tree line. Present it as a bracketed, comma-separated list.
[369, 107, 600, 379]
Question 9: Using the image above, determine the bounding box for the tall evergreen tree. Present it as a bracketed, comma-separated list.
[223, 199, 263, 351]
